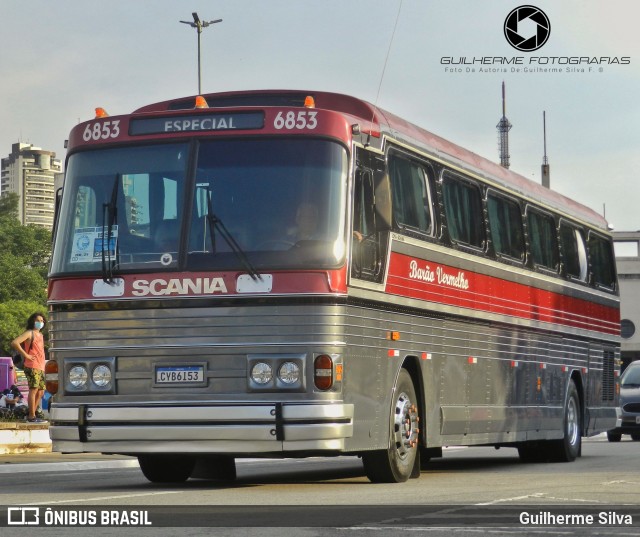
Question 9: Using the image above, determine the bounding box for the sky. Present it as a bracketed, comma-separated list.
[1, 0, 639, 230]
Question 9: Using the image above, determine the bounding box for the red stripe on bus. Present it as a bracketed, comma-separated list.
[385, 252, 619, 336]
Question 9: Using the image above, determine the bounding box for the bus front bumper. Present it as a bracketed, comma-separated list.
[48, 402, 354, 454]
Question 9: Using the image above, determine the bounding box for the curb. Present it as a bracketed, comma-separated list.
[0, 422, 51, 455]
[0, 459, 139, 474]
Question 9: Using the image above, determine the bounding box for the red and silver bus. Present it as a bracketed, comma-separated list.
[46, 90, 620, 483]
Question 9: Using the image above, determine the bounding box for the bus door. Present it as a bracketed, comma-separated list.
[351, 149, 391, 283]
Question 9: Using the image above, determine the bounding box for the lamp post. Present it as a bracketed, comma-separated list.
[180, 12, 222, 95]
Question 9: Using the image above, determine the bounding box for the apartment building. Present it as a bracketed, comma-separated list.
[0, 142, 61, 229]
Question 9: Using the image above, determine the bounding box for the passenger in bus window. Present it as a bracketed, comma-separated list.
[289, 202, 320, 242]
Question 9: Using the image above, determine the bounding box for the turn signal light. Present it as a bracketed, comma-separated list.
[195, 95, 209, 109]
[314, 354, 333, 390]
[95, 107, 109, 118]
[45, 360, 59, 395]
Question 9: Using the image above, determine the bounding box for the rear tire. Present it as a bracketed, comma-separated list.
[631, 434, 640, 442]
[138, 454, 195, 483]
[362, 369, 420, 483]
[546, 380, 581, 462]
[607, 432, 622, 442]
[518, 380, 581, 463]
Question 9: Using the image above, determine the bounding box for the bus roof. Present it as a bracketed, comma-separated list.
[133, 89, 609, 231]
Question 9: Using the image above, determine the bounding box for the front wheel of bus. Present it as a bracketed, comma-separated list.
[138, 454, 195, 483]
[362, 369, 420, 483]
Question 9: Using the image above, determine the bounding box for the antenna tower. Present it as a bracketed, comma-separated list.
[541, 111, 550, 188]
[496, 81, 512, 169]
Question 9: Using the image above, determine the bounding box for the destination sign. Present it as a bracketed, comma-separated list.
[129, 111, 264, 135]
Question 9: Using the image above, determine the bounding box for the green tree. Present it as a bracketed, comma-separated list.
[0, 300, 47, 357]
[0, 192, 51, 355]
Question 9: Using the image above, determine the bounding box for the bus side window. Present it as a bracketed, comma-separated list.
[589, 232, 617, 290]
[526, 208, 559, 271]
[559, 221, 588, 282]
[389, 153, 433, 238]
[487, 192, 524, 261]
[441, 171, 485, 250]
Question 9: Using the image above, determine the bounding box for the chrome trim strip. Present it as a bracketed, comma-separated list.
[50, 340, 348, 353]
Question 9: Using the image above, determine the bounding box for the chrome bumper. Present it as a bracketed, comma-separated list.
[49, 402, 354, 454]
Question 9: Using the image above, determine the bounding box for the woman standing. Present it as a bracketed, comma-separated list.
[11, 312, 47, 423]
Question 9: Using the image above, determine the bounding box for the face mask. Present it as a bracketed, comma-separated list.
[34, 321, 44, 330]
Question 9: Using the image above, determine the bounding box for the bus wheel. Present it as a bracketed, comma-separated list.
[547, 380, 581, 462]
[138, 454, 195, 483]
[362, 369, 420, 483]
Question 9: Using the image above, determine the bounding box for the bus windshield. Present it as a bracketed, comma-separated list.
[50, 139, 348, 276]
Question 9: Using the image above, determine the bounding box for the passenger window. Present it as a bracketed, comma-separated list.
[559, 222, 588, 281]
[589, 233, 616, 289]
[487, 192, 524, 260]
[442, 172, 484, 249]
[526, 209, 559, 271]
[389, 154, 433, 236]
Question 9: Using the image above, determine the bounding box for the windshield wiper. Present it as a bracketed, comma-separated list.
[101, 173, 120, 284]
[205, 191, 261, 281]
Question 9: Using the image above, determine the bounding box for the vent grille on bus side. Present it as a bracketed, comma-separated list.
[602, 350, 615, 402]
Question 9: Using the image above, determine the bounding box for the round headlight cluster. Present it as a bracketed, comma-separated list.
[278, 362, 300, 384]
[251, 362, 273, 385]
[251, 361, 301, 386]
[69, 366, 88, 388]
[92, 365, 112, 387]
[68, 364, 112, 389]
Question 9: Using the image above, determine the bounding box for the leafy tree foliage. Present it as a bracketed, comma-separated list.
[0, 192, 51, 355]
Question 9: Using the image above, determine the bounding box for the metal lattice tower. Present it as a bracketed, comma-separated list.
[541, 110, 550, 188]
[497, 81, 512, 169]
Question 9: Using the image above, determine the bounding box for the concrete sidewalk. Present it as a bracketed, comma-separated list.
[0, 452, 139, 473]
[0, 421, 51, 455]
[0, 421, 138, 472]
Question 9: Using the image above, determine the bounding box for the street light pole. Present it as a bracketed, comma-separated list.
[180, 12, 223, 95]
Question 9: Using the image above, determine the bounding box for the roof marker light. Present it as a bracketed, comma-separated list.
[195, 95, 209, 109]
[304, 96, 315, 108]
[95, 107, 109, 118]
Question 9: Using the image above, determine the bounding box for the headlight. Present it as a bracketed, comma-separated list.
[278, 362, 300, 384]
[69, 366, 88, 388]
[92, 365, 112, 387]
[251, 362, 272, 385]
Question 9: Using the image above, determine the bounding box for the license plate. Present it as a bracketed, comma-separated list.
[155, 366, 204, 384]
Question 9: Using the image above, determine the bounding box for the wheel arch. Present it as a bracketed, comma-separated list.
[401, 355, 426, 446]
[569, 370, 585, 434]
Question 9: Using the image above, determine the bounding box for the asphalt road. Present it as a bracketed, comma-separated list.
[1, 435, 640, 536]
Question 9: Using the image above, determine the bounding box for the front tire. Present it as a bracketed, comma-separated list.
[138, 454, 195, 483]
[362, 369, 420, 483]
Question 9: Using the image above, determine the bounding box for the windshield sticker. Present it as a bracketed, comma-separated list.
[70, 226, 119, 263]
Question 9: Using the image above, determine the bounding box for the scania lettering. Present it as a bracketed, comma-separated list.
[131, 277, 228, 296]
[46, 90, 619, 484]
